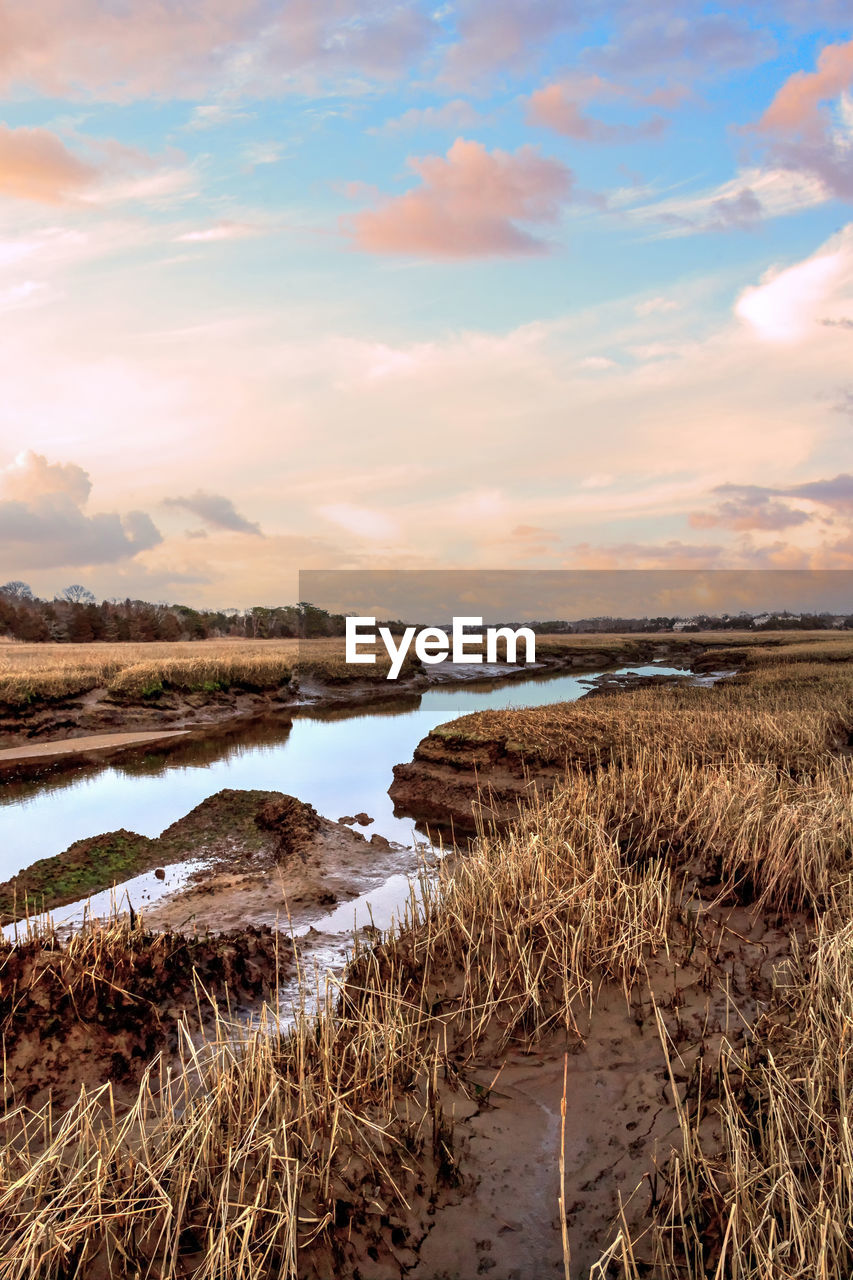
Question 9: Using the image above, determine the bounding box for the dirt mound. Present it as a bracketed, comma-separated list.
[0, 789, 328, 923]
[1, 921, 289, 1108]
[255, 792, 322, 857]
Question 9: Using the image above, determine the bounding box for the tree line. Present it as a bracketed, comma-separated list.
[0, 583, 348, 643]
[2, 582, 850, 644]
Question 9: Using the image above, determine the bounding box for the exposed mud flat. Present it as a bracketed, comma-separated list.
[312, 899, 798, 1279]
[144, 800, 413, 938]
[0, 789, 406, 928]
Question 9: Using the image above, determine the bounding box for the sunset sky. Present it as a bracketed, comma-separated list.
[1, 1, 853, 606]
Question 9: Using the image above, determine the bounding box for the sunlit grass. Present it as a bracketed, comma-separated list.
[3, 634, 853, 1274]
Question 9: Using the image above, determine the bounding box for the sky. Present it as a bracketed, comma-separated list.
[0, 1, 853, 608]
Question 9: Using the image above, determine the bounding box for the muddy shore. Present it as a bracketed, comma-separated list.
[0, 789, 406, 929]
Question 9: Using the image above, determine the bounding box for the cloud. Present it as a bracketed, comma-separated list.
[0, 122, 194, 210]
[760, 38, 853, 132]
[690, 474, 853, 534]
[163, 490, 263, 535]
[374, 100, 481, 135]
[241, 141, 283, 167]
[1, 450, 91, 505]
[735, 245, 846, 341]
[176, 222, 257, 243]
[442, 0, 580, 81]
[0, 124, 97, 202]
[527, 82, 666, 143]
[784, 474, 853, 509]
[755, 39, 853, 201]
[689, 485, 812, 531]
[184, 103, 255, 131]
[593, 11, 772, 77]
[578, 355, 617, 370]
[571, 540, 728, 569]
[350, 137, 576, 258]
[627, 166, 829, 235]
[707, 187, 764, 229]
[634, 296, 680, 317]
[317, 503, 398, 540]
[0, 1, 436, 102]
[0, 450, 162, 568]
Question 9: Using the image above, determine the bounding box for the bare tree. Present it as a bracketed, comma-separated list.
[0, 581, 33, 600]
[60, 584, 96, 604]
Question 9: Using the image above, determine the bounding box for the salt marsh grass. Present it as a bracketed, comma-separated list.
[2, 636, 853, 1275]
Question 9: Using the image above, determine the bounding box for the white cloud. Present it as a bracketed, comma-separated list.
[176, 221, 257, 243]
[629, 166, 830, 235]
[635, 295, 681, 316]
[735, 240, 849, 340]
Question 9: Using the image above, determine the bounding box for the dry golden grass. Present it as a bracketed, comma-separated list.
[639, 900, 853, 1279]
[0, 637, 421, 707]
[3, 635, 853, 1275]
[0, 639, 301, 706]
[1, 627, 846, 709]
[0, 766, 683, 1277]
[433, 657, 853, 774]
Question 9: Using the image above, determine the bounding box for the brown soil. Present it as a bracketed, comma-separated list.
[389, 726, 555, 835]
[317, 899, 797, 1279]
[0, 789, 403, 931]
[144, 806, 406, 937]
[0, 923, 289, 1110]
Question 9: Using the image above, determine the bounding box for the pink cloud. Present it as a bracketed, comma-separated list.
[0, 124, 97, 202]
[351, 138, 574, 258]
[441, 0, 579, 81]
[527, 82, 666, 143]
[570, 540, 728, 570]
[760, 38, 853, 133]
[754, 39, 853, 200]
[0, 1, 434, 101]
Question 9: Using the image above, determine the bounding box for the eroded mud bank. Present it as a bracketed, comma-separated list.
[0, 789, 404, 929]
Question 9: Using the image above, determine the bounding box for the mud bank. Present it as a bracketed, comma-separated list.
[389, 668, 738, 835]
[1, 921, 287, 1109]
[407, 905, 793, 1279]
[0, 789, 400, 928]
[315, 882, 800, 1280]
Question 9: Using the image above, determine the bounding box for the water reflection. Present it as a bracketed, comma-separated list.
[0, 664, 690, 882]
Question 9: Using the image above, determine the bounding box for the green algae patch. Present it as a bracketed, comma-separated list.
[0, 789, 322, 925]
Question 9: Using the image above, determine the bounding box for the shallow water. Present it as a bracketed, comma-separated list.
[0, 663, 698, 930]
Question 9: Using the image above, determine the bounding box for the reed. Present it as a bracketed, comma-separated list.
[3, 637, 853, 1275]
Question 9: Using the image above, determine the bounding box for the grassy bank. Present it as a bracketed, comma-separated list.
[0, 637, 419, 711]
[1, 636, 852, 1275]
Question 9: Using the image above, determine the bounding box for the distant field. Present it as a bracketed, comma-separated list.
[0, 629, 850, 709]
[0, 637, 412, 707]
